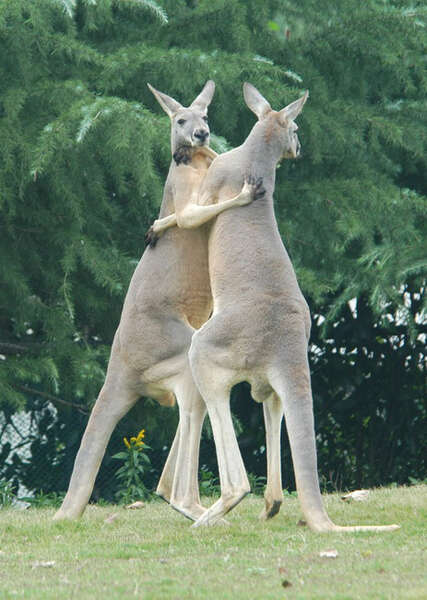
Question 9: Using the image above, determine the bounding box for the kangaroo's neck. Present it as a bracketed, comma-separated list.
[240, 121, 283, 189]
[159, 147, 214, 219]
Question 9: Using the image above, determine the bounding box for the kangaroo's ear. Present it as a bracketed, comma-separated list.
[190, 80, 215, 111]
[147, 83, 183, 118]
[243, 82, 272, 120]
[279, 90, 309, 123]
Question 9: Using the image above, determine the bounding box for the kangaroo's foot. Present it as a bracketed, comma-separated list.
[191, 489, 250, 528]
[170, 501, 207, 522]
[156, 487, 207, 523]
[259, 497, 282, 521]
[53, 504, 84, 521]
[155, 488, 171, 504]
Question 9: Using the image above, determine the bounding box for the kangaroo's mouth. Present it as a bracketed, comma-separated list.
[192, 129, 210, 147]
[192, 138, 209, 148]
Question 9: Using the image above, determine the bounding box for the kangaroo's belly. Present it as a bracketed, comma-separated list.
[120, 227, 212, 361]
[159, 227, 212, 328]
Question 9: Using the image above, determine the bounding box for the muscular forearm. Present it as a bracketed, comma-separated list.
[151, 203, 220, 235]
[150, 177, 262, 236]
[175, 197, 241, 229]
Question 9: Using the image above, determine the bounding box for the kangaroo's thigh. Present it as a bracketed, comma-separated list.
[119, 312, 194, 381]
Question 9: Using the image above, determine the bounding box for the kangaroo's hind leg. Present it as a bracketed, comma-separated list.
[189, 347, 250, 526]
[168, 364, 207, 521]
[156, 423, 180, 503]
[269, 322, 399, 533]
[54, 353, 140, 520]
[259, 393, 284, 520]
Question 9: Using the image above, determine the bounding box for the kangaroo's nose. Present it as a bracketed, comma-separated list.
[194, 129, 209, 141]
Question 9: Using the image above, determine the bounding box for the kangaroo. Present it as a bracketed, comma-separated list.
[54, 81, 257, 521]
[152, 83, 399, 533]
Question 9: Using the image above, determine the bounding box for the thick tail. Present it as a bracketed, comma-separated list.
[327, 524, 400, 532]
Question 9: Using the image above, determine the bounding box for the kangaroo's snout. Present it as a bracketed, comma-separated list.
[193, 129, 209, 144]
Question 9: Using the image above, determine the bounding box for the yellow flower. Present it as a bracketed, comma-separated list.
[137, 429, 145, 441]
[136, 440, 144, 447]
[123, 437, 131, 449]
[130, 436, 137, 443]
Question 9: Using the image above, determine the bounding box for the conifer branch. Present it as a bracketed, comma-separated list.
[0, 342, 40, 354]
[14, 385, 89, 414]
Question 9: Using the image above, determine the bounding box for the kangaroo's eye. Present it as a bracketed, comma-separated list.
[177, 119, 186, 126]
[202, 116, 208, 122]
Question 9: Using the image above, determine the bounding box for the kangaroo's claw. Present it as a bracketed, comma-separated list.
[145, 226, 159, 248]
[254, 178, 266, 200]
[245, 175, 266, 201]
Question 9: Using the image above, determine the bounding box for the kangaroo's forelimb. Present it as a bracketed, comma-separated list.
[150, 176, 265, 237]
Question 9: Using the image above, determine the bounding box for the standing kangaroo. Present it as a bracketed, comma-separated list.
[152, 83, 399, 533]
[54, 81, 257, 521]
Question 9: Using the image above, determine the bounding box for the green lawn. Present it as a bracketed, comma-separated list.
[0, 485, 425, 599]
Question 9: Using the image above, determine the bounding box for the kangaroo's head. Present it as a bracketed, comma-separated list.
[243, 83, 308, 160]
[147, 81, 215, 154]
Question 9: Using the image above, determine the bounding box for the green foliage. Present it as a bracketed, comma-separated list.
[0, 479, 16, 507]
[199, 470, 266, 497]
[199, 466, 220, 496]
[21, 490, 65, 508]
[0, 0, 425, 496]
[113, 429, 152, 503]
[310, 292, 426, 490]
[247, 472, 266, 496]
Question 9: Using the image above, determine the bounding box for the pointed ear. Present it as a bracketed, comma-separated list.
[243, 82, 272, 120]
[147, 83, 182, 118]
[279, 90, 309, 123]
[190, 80, 215, 111]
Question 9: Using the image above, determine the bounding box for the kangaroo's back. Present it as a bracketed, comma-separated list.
[199, 127, 303, 307]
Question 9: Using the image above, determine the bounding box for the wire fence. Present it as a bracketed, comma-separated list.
[0, 390, 272, 507]
[2, 367, 425, 506]
[0, 399, 185, 504]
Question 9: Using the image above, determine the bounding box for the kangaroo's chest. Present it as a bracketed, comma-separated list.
[172, 228, 212, 329]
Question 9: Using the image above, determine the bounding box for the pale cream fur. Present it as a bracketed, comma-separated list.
[153, 83, 399, 533]
[53, 81, 255, 521]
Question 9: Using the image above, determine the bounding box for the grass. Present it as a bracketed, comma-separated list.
[0, 485, 425, 599]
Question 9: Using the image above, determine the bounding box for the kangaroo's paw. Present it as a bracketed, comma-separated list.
[145, 225, 159, 248]
[245, 175, 266, 201]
